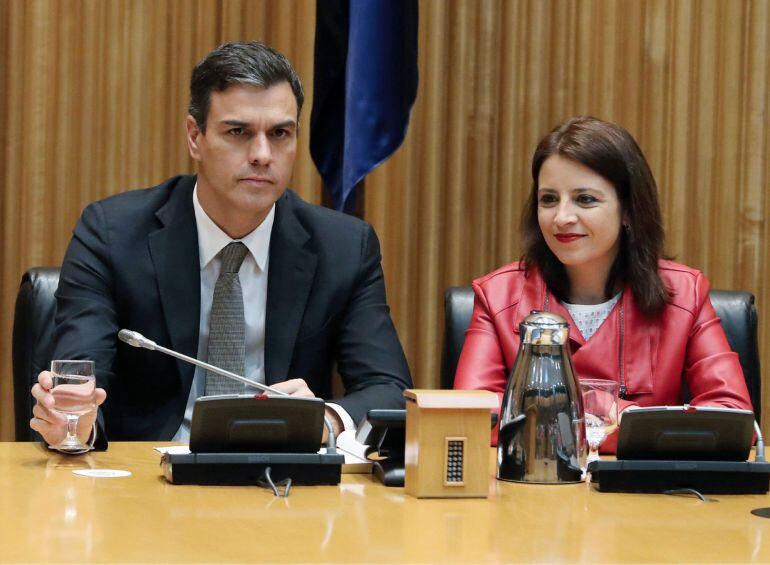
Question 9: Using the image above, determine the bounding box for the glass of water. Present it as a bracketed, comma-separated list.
[579, 378, 619, 465]
[49, 360, 96, 453]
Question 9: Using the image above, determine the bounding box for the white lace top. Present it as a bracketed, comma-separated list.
[562, 292, 622, 340]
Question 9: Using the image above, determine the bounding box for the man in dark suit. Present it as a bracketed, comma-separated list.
[30, 42, 412, 450]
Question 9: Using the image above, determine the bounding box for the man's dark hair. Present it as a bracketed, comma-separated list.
[189, 41, 304, 132]
[521, 116, 670, 316]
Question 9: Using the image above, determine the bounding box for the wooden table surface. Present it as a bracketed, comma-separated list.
[1, 441, 770, 564]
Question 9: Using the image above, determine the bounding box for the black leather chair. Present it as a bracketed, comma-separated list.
[440, 285, 762, 423]
[12, 268, 60, 441]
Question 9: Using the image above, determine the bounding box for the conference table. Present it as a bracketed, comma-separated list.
[1, 442, 769, 564]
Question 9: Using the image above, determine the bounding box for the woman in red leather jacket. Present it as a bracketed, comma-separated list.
[453, 116, 752, 451]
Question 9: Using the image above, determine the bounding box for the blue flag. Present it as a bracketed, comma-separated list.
[311, 0, 419, 213]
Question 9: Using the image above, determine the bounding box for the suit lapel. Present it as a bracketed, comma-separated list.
[148, 177, 201, 384]
[264, 191, 318, 384]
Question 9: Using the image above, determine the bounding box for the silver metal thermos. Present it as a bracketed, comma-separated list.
[497, 311, 586, 483]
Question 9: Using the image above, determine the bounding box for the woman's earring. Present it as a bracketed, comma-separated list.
[623, 223, 631, 234]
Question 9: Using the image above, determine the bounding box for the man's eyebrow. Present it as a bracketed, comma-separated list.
[220, 119, 249, 127]
[271, 120, 298, 130]
[218, 119, 298, 129]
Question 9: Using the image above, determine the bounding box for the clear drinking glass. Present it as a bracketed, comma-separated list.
[579, 378, 619, 464]
[49, 360, 96, 453]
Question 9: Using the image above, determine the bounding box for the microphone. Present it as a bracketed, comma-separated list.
[118, 329, 285, 396]
[118, 329, 337, 451]
[118, 329, 158, 350]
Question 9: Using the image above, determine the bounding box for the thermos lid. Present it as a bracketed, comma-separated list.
[520, 311, 569, 345]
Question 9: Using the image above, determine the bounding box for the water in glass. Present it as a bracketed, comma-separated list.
[49, 360, 96, 453]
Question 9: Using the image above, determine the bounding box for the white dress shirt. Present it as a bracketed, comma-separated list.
[173, 186, 354, 441]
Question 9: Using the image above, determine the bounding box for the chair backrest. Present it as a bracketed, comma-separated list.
[709, 290, 761, 422]
[12, 267, 60, 441]
[440, 286, 475, 391]
[440, 286, 762, 422]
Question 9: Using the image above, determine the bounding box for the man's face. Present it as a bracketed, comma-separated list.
[186, 82, 298, 238]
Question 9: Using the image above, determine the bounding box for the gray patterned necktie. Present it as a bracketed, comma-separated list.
[205, 242, 249, 395]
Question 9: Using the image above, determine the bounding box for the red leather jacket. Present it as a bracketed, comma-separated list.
[454, 260, 753, 452]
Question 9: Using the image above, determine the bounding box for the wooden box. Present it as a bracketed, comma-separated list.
[404, 389, 498, 498]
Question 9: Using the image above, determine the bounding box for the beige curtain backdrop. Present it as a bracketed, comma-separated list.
[0, 0, 768, 440]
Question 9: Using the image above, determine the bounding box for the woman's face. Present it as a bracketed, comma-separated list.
[537, 154, 624, 277]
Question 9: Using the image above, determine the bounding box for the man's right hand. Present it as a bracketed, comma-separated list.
[30, 371, 107, 447]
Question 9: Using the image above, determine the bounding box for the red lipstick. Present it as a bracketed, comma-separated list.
[554, 234, 585, 243]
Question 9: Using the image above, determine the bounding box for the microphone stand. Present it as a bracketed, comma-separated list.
[118, 329, 337, 452]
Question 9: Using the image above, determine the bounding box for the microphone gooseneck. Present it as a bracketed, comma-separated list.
[754, 420, 766, 462]
[117, 329, 337, 451]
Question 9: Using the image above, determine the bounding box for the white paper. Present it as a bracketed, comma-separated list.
[154, 445, 191, 455]
[73, 469, 131, 478]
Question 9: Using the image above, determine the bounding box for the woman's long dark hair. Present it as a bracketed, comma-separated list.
[521, 116, 669, 316]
